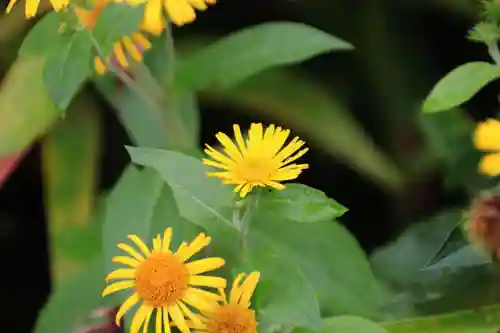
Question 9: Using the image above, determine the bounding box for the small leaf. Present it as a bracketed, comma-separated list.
[43, 30, 93, 110]
[422, 62, 500, 113]
[259, 183, 347, 223]
[295, 316, 389, 333]
[249, 243, 322, 330]
[176, 22, 353, 90]
[34, 256, 107, 333]
[19, 12, 66, 56]
[92, 3, 143, 56]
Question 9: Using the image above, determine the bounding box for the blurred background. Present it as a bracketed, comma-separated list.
[0, 0, 498, 331]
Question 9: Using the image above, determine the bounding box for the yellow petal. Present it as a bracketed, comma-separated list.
[186, 258, 225, 275]
[102, 280, 135, 296]
[202, 158, 231, 170]
[114, 43, 129, 67]
[238, 272, 260, 307]
[474, 119, 500, 151]
[25, 0, 40, 18]
[169, 302, 190, 333]
[162, 228, 173, 252]
[128, 234, 151, 257]
[105, 268, 136, 281]
[143, 309, 153, 333]
[177, 301, 203, 326]
[133, 32, 153, 50]
[479, 153, 500, 176]
[176, 233, 211, 262]
[6, 0, 17, 14]
[233, 124, 248, 155]
[204, 144, 234, 166]
[182, 288, 215, 312]
[229, 273, 245, 305]
[143, 0, 163, 33]
[164, 0, 196, 26]
[117, 243, 145, 262]
[163, 308, 171, 333]
[123, 36, 143, 61]
[153, 234, 162, 253]
[156, 307, 162, 333]
[112, 256, 141, 268]
[131, 303, 154, 333]
[216, 132, 243, 162]
[94, 57, 107, 75]
[189, 275, 226, 289]
[116, 293, 140, 325]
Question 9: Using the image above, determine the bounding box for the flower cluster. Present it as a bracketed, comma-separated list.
[103, 228, 260, 333]
[474, 118, 500, 176]
[6, 0, 217, 75]
[103, 123, 308, 332]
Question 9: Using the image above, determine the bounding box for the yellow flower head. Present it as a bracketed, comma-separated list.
[121, 0, 216, 33]
[191, 272, 260, 333]
[474, 118, 500, 176]
[75, 0, 153, 75]
[6, 0, 67, 19]
[202, 123, 309, 198]
[102, 228, 227, 333]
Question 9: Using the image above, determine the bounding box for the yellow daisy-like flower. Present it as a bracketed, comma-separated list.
[190, 272, 260, 333]
[75, 0, 153, 75]
[102, 228, 227, 333]
[119, 0, 216, 33]
[202, 123, 309, 198]
[474, 118, 500, 176]
[6, 0, 67, 19]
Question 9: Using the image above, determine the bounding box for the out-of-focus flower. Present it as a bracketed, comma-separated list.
[473, 118, 500, 176]
[6, 0, 67, 19]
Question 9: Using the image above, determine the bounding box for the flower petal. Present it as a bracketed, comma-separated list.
[105, 268, 136, 282]
[128, 234, 151, 257]
[474, 119, 500, 151]
[102, 280, 135, 296]
[112, 256, 141, 268]
[168, 302, 189, 333]
[131, 303, 153, 333]
[116, 292, 140, 325]
[189, 275, 226, 289]
[479, 153, 500, 176]
[186, 258, 225, 275]
[117, 243, 145, 262]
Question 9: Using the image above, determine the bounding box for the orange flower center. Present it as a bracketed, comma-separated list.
[206, 305, 257, 333]
[76, 3, 105, 30]
[135, 253, 189, 307]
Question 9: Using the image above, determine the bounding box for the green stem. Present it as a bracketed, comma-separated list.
[236, 190, 261, 252]
[488, 42, 500, 66]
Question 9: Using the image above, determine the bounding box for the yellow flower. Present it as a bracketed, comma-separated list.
[202, 123, 309, 198]
[190, 272, 260, 333]
[474, 118, 500, 176]
[6, 0, 67, 19]
[75, 0, 153, 75]
[119, 0, 216, 33]
[102, 228, 227, 333]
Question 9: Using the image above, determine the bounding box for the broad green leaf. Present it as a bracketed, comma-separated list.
[421, 245, 491, 273]
[0, 56, 60, 155]
[127, 147, 235, 227]
[295, 316, 389, 333]
[422, 62, 500, 113]
[370, 209, 462, 288]
[248, 243, 322, 330]
[250, 215, 386, 318]
[383, 304, 500, 333]
[102, 165, 163, 276]
[43, 29, 93, 110]
[176, 22, 353, 90]
[202, 70, 404, 191]
[19, 11, 66, 56]
[34, 256, 108, 333]
[127, 147, 241, 264]
[259, 183, 347, 223]
[92, 3, 143, 56]
[42, 95, 102, 280]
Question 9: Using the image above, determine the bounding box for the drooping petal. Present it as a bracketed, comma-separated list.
[115, 293, 140, 325]
[169, 302, 190, 333]
[130, 304, 154, 333]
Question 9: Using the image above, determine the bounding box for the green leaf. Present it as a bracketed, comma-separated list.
[382, 304, 500, 333]
[248, 243, 322, 330]
[102, 165, 163, 276]
[259, 183, 347, 223]
[0, 56, 60, 155]
[176, 22, 353, 90]
[202, 70, 404, 191]
[295, 316, 389, 333]
[422, 62, 500, 113]
[43, 30, 93, 110]
[370, 209, 462, 288]
[126, 147, 241, 265]
[34, 256, 107, 333]
[92, 3, 143, 56]
[249, 215, 386, 318]
[19, 12, 66, 56]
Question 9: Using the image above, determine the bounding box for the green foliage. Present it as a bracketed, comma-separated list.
[18, 12, 66, 56]
[176, 22, 353, 90]
[422, 62, 500, 113]
[92, 3, 144, 56]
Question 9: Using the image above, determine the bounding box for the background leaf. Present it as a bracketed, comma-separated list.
[18, 11, 66, 56]
[42, 94, 102, 280]
[294, 316, 389, 333]
[0, 56, 60, 155]
[43, 29, 93, 110]
[176, 22, 353, 90]
[422, 62, 500, 113]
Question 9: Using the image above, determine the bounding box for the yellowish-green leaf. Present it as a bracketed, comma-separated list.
[0, 56, 60, 155]
[422, 62, 500, 113]
[42, 94, 102, 280]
